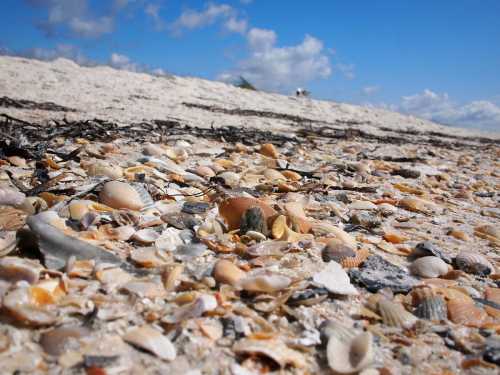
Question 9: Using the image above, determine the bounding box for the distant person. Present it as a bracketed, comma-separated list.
[296, 88, 310, 97]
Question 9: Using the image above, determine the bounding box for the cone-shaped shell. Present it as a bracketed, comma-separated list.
[377, 299, 417, 329]
[218, 197, 276, 231]
[100, 181, 145, 211]
[410, 256, 449, 278]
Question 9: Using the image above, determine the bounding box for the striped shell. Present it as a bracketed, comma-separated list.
[377, 299, 418, 329]
[410, 256, 449, 278]
[454, 251, 494, 276]
[414, 295, 447, 321]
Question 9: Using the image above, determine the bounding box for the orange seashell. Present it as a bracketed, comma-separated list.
[373, 198, 398, 205]
[485, 287, 500, 305]
[447, 299, 488, 326]
[259, 143, 279, 159]
[341, 247, 370, 268]
[435, 287, 472, 303]
[281, 170, 302, 181]
[383, 230, 408, 244]
[218, 197, 276, 231]
[201, 239, 234, 253]
[30, 286, 56, 306]
[484, 305, 500, 319]
[43, 158, 61, 170]
[214, 159, 235, 169]
[39, 192, 67, 207]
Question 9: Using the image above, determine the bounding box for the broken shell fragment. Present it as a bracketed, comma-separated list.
[240, 273, 291, 293]
[40, 326, 90, 356]
[377, 298, 418, 329]
[99, 181, 144, 211]
[3, 285, 58, 326]
[0, 257, 43, 284]
[0, 187, 25, 206]
[86, 161, 123, 179]
[123, 325, 176, 361]
[410, 256, 449, 278]
[213, 259, 246, 287]
[233, 338, 306, 368]
[313, 261, 359, 296]
[474, 224, 500, 247]
[240, 207, 268, 236]
[323, 321, 374, 374]
[271, 215, 313, 242]
[259, 143, 279, 159]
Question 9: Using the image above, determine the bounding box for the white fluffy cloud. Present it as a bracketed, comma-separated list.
[397, 89, 500, 131]
[219, 28, 332, 93]
[26, 0, 115, 38]
[170, 3, 247, 35]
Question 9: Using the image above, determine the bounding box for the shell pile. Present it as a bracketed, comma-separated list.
[0, 122, 499, 374]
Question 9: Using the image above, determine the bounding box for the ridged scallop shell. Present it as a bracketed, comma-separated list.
[454, 250, 494, 276]
[414, 295, 447, 321]
[377, 299, 418, 329]
[341, 248, 370, 268]
[322, 321, 374, 374]
[447, 299, 488, 326]
[410, 287, 437, 306]
[410, 256, 449, 278]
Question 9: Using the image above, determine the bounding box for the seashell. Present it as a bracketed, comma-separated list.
[312, 223, 357, 248]
[340, 247, 370, 268]
[259, 143, 279, 159]
[281, 170, 302, 181]
[410, 256, 449, 278]
[143, 143, 166, 156]
[350, 211, 381, 228]
[87, 161, 123, 179]
[287, 287, 329, 306]
[313, 261, 359, 296]
[217, 171, 240, 187]
[485, 287, 500, 305]
[377, 298, 418, 329]
[233, 338, 306, 368]
[2, 285, 57, 326]
[130, 247, 166, 268]
[99, 181, 145, 211]
[398, 197, 435, 213]
[194, 165, 215, 178]
[155, 227, 183, 252]
[67, 259, 95, 278]
[244, 230, 266, 242]
[322, 242, 356, 263]
[165, 294, 217, 323]
[414, 295, 447, 321]
[377, 202, 398, 216]
[161, 263, 184, 292]
[0, 187, 25, 206]
[7, 156, 27, 167]
[447, 299, 488, 326]
[0, 231, 17, 257]
[474, 224, 500, 246]
[40, 326, 90, 356]
[0, 257, 43, 284]
[121, 280, 166, 299]
[213, 259, 247, 286]
[123, 325, 176, 361]
[39, 192, 66, 207]
[132, 228, 160, 244]
[240, 273, 291, 293]
[447, 229, 470, 241]
[349, 200, 378, 210]
[240, 207, 268, 235]
[271, 215, 313, 242]
[454, 250, 494, 276]
[218, 197, 276, 231]
[413, 241, 452, 264]
[263, 168, 286, 182]
[383, 229, 408, 244]
[246, 240, 289, 257]
[323, 321, 374, 374]
[284, 202, 311, 233]
[68, 200, 91, 220]
[17, 196, 48, 215]
[214, 158, 235, 169]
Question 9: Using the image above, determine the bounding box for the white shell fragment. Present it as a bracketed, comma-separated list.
[313, 261, 359, 296]
[123, 325, 176, 361]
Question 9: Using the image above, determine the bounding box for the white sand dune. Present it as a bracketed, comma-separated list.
[0, 55, 498, 139]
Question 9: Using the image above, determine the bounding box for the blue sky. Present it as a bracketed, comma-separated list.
[0, 0, 499, 131]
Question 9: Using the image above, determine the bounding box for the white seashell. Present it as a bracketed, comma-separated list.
[0, 256, 43, 284]
[112, 225, 136, 241]
[410, 256, 449, 278]
[123, 325, 176, 361]
[218, 171, 240, 187]
[240, 273, 291, 293]
[0, 232, 17, 257]
[233, 338, 306, 368]
[2, 285, 57, 326]
[100, 181, 144, 210]
[87, 161, 123, 179]
[313, 261, 359, 296]
[132, 228, 160, 244]
[164, 294, 218, 323]
[349, 200, 378, 210]
[155, 227, 183, 252]
[263, 169, 286, 182]
[0, 187, 25, 206]
[17, 196, 48, 215]
[324, 321, 374, 374]
[312, 222, 357, 248]
[143, 143, 166, 156]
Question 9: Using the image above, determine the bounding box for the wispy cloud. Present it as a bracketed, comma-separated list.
[218, 28, 332, 93]
[362, 86, 380, 95]
[145, 3, 166, 31]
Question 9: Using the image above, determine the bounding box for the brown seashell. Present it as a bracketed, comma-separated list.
[123, 325, 176, 361]
[454, 250, 494, 276]
[485, 287, 500, 305]
[39, 192, 66, 207]
[213, 259, 246, 287]
[447, 229, 470, 241]
[7, 156, 26, 167]
[161, 263, 184, 292]
[447, 299, 488, 326]
[194, 165, 215, 178]
[281, 170, 302, 181]
[410, 256, 449, 278]
[259, 143, 279, 159]
[377, 298, 418, 329]
[233, 338, 306, 368]
[398, 197, 435, 213]
[474, 224, 500, 246]
[322, 241, 356, 263]
[383, 230, 408, 244]
[341, 247, 370, 268]
[99, 181, 145, 211]
[218, 197, 276, 231]
[0, 257, 43, 284]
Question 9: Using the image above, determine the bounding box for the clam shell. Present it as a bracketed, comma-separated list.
[194, 165, 215, 178]
[87, 161, 123, 179]
[213, 259, 246, 287]
[123, 325, 176, 361]
[410, 256, 449, 278]
[132, 228, 160, 244]
[454, 250, 494, 276]
[312, 261, 359, 296]
[99, 181, 144, 211]
[240, 273, 291, 293]
[377, 299, 418, 329]
[218, 197, 276, 231]
[324, 321, 374, 374]
[414, 295, 447, 321]
[259, 143, 279, 159]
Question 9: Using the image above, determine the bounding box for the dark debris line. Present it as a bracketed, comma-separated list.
[0, 96, 77, 113]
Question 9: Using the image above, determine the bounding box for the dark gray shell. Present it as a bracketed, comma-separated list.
[240, 207, 268, 236]
[414, 296, 447, 321]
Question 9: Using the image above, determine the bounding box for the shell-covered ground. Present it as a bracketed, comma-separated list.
[0, 57, 499, 375]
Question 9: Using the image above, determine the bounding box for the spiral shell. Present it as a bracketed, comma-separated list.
[454, 250, 494, 276]
[377, 298, 418, 329]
